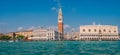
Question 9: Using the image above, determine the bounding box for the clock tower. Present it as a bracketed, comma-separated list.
[58, 8, 64, 39]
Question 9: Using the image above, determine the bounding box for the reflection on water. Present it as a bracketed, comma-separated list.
[0, 41, 120, 55]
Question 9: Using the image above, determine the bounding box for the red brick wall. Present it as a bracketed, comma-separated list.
[58, 22, 63, 34]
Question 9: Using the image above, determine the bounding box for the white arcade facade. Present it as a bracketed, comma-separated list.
[79, 24, 119, 41]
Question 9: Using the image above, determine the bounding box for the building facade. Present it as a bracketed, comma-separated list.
[6, 30, 33, 38]
[64, 32, 79, 40]
[29, 28, 59, 40]
[15, 30, 33, 37]
[47, 30, 59, 40]
[0, 33, 4, 36]
[79, 24, 119, 41]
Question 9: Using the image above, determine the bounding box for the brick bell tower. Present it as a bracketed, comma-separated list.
[58, 8, 64, 40]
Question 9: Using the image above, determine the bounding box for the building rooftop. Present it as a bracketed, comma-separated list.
[81, 25, 117, 26]
[0, 33, 4, 36]
[80, 22, 117, 27]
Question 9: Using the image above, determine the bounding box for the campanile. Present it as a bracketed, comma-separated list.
[58, 8, 64, 39]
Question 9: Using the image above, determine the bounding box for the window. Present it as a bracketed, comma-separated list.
[94, 29, 96, 32]
[83, 29, 85, 32]
[52, 33, 53, 36]
[89, 29, 91, 32]
[99, 30, 101, 33]
[114, 30, 116, 32]
[48, 33, 49, 35]
[103, 29, 106, 32]
[109, 30, 111, 32]
[50, 33, 51, 36]
[59, 19, 62, 21]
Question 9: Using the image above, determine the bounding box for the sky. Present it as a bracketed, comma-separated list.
[0, 0, 120, 33]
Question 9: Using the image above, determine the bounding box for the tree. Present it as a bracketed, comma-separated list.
[16, 35, 25, 41]
[0, 36, 11, 40]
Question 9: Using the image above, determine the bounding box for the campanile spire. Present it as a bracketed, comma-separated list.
[58, 8, 63, 22]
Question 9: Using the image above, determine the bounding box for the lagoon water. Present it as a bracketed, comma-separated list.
[0, 41, 120, 55]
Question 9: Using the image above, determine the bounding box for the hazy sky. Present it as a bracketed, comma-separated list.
[0, 0, 120, 33]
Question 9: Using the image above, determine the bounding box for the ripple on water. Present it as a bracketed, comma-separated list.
[0, 41, 120, 55]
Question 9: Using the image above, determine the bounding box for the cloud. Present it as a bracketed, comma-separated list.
[51, 7, 57, 11]
[48, 25, 58, 30]
[74, 27, 80, 32]
[64, 24, 71, 29]
[57, 0, 61, 7]
[17, 26, 36, 31]
[52, 0, 62, 10]
[17, 27, 24, 31]
[27, 26, 35, 30]
[63, 24, 71, 33]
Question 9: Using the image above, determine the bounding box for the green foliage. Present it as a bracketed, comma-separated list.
[0, 36, 11, 40]
[16, 35, 25, 40]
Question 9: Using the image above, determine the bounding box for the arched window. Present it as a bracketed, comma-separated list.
[89, 29, 91, 32]
[52, 33, 53, 36]
[94, 29, 96, 32]
[114, 30, 116, 32]
[48, 33, 49, 35]
[109, 30, 111, 33]
[83, 29, 85, 32]
[50, 33, 51, 35]
[59, 19, 62, 21]
[103, 29, 106, 32]
[99, 30, 101, 33]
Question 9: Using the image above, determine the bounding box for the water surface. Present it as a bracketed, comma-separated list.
[0, 41, 120, 55]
